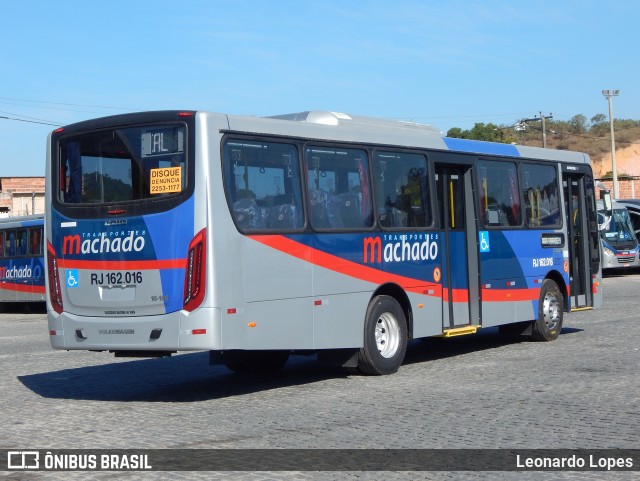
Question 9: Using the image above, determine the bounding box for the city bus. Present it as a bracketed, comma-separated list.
[597, 197, 640, 271]
[45, 110, 602, 375]
[0, 214, 45, 305]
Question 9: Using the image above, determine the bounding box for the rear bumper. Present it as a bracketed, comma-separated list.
[47, 307, 221, 352]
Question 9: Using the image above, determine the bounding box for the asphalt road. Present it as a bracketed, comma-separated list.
[1, 271, 639, 480]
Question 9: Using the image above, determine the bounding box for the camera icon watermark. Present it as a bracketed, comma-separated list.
[7, 451, 40, 469]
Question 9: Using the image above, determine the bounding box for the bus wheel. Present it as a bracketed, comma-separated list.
[223, 350, 290, 374]
[358, 295, 408, 375]
[531, 279, 564, 341]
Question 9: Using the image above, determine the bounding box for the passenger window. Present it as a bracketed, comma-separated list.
[477, 159, 521, 227]
[305, 146, 373, 229]
[522, 163, 561, 227]
[373, 151, 430, 228]
[30, 227, 43, 256]
[223, 140, 304, 231]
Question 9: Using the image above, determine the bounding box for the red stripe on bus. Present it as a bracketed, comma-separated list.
[481, 287, 539, 302]
[442, 288, 469, 303]
[57, 258, 186, 270]
[0, 282, 46, 294]
[250, 235, 542, 305]
[249, 235, 440, 296]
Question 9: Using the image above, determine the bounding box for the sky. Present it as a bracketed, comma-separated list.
[1, 0, 638, 177]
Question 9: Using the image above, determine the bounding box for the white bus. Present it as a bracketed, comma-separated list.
[45, 110, 602, 375]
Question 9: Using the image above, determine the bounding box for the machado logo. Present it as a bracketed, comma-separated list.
[63, 231, 146, 255]
[363, 234, 439, 264]
[0, 265, 33, 279]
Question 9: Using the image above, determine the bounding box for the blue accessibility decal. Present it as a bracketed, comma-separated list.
[479, 231, 490, 253]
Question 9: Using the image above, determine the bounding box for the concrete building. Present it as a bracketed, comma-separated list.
[0, 177, 45, 217]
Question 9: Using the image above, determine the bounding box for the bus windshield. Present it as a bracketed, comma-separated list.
[599, 208, 636, 246]
[56, 124, 187, 205]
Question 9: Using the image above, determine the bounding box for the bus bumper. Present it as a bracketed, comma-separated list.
[47, 307, 221, 352]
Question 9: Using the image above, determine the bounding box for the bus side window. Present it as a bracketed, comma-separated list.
[522, 163, 560, 227]
[224, 140, 304, 232]
[305, 146, 373, 230]
[373, 151, 430, 229]
[30, 228, 43, 256]
[477, 159, 521, 227]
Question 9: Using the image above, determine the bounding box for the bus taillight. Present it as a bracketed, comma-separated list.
[183, 229, 206, 312]
[47, 241, 63, 314]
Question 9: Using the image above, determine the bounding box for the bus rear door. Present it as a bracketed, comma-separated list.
[563, 171, 600, 309]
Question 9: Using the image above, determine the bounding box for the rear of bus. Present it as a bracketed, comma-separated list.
[45, 111, 217, 355]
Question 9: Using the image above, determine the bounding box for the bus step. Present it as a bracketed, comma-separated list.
[440, 326, 479, 338]
[570, 306, 594, 312]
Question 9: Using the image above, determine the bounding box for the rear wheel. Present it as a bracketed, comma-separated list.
[222, 350, 290, 374]
[531, 279, 564, 341]
[358, 295, 408, 375]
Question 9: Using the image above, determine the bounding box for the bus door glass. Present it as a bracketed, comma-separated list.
[563, 174, 597, 309]
[435, 165, 479, 329]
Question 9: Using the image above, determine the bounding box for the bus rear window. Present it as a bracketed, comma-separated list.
[57, 125, 187, 204]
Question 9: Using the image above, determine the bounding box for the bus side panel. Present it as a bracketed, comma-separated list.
[0, 256, 45, 302]
[479, 230, 567, 328]
[222, 235, 314, 350]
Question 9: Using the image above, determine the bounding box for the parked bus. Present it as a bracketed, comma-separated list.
[614, 198, 640, 244]
[597, 198, 640, 271]
[0, 214, 45, 304]
[45, 110, 602, 375]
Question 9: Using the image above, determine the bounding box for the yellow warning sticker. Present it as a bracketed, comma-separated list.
[150, 166, 182, 194]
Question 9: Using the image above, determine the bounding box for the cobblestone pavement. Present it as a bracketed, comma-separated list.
[0, 272, 639, 481]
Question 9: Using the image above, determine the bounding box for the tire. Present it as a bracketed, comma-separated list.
[357, 295, 408, 375]
[222, 350, 290, 374]
[531, 279, 564, 341]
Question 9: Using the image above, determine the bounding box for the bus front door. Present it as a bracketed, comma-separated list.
[563, 174, 596, 309]
[436, 165, 481, 331]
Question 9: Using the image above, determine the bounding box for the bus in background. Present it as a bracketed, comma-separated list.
[45, 110, 602, 375]
[595, 184, 640, 271]
[614, 198, 640, 244]
[0, 215, 45, 305]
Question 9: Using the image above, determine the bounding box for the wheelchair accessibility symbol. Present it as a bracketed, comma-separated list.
[479, 231, 490, 253]
[66, 269, 79, 288]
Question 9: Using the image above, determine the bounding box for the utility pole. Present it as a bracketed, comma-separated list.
[602, 90, 620, 199]
[519, 112, 553, 148]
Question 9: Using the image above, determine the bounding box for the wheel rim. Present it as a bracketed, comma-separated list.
[375, 312, 401, 358]
[542, 290, 561, 330]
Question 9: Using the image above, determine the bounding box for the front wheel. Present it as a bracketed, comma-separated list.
[531, 279, 564, 341]
[358, 295, 408, 375]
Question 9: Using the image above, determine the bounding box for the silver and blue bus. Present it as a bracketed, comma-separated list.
[45, 110, 602, 375]
[597, 198, 640, 271]
[0, 214, 45, 304]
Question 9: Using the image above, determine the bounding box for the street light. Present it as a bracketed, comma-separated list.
[602, 89, 620, 198]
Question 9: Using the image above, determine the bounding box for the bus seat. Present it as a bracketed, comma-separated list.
[335, 192, 362, 228]
[268, 204, 298, 229]
[309, 190, 332, 228]
[232, 198, 264, 229]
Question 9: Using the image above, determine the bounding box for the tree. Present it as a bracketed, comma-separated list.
[569, 114, 588, 134]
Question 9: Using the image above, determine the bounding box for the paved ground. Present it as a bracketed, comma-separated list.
[0, 271, 639, 480]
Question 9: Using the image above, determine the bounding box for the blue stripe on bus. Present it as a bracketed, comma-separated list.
[443, 138, 521, 157]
